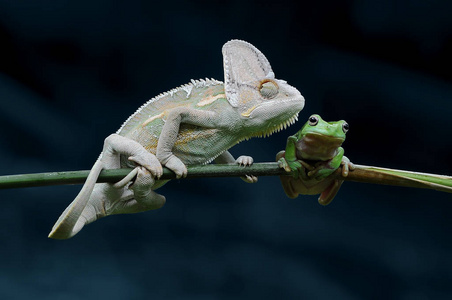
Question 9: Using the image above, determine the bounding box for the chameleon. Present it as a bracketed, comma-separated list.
[48, 40, 305, 239]
[276, 114, 354, 205]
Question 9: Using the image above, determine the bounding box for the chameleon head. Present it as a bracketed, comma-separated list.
[222, 40, 305, 137]
[237, 76, 305, 135]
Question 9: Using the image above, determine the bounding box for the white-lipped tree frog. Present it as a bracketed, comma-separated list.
[276, 114, 354, 205]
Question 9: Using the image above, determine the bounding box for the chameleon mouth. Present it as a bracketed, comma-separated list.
[240, 91, 304, 140]
[242, 112, 300, 140]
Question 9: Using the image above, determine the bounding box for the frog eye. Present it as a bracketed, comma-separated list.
[342, 122, 349, 133]
[308, 115, 319, 126]
[259, 79, 279, 99]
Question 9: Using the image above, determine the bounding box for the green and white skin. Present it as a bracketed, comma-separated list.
[49, 40, 305, 239]
[277, 114, 354, 205]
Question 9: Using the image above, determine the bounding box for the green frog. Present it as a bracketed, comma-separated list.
[276, 114, 354, 205]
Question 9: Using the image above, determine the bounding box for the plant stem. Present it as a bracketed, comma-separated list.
[0, 162, 451, 193]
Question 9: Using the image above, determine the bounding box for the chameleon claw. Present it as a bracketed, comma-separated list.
[243, 174, 258, 183]
[130, 166, 156, 192]
[164, 155, 188, 179]
[128, 154, 163, 178]
[236, 155, 254, 166]
[235, 156, 257, 183]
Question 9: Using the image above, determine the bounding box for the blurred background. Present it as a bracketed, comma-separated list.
[0, 0, 451, 298]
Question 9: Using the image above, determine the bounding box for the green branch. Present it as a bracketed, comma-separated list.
[0, 163, 451, 193]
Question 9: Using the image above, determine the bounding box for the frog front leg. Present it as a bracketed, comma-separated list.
[308, 147, 345, 180]
[277, 135, 307, 179]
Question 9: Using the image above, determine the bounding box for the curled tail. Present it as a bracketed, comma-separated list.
[48, 160, 104, 240]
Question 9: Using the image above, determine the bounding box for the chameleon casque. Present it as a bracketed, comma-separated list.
[49, 40, 305, 239]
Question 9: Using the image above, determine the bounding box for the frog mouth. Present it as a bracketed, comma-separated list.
[303, 132, 345, 148]
[297, 132, 345, 161]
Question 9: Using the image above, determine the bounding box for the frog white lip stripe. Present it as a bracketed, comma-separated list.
[304, 132, 345, 141]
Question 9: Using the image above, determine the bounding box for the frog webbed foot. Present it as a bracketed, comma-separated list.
[304, 160, 335, 180]
[287, 160, 304, 179]
[276, 151, 292, 173]
[277, 155, 310, 180]
[318, 180, 343, 206]
[340, 156, 355, 177]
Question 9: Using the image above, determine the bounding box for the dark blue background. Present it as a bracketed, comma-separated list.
[1, 1, 451, 299]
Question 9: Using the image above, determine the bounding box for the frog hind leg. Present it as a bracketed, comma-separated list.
[318, 179, 343, 206]
[279, 176, 300, 199]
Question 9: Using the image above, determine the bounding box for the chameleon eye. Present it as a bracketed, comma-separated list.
[259, 79, 279, 99]
[308, 115, 319, 126]
[342, 122, 349, 133]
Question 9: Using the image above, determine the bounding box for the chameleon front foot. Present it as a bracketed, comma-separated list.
[235, 155, 258, 183]
[163, 155, 188, 179]
[236, 155, 254, 166]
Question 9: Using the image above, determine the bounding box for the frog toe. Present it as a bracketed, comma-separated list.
[318, 180, 343, 205]
[340, 156, 354, 177]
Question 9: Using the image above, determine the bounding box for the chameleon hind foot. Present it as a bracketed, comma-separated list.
[105, 166, 166, 216]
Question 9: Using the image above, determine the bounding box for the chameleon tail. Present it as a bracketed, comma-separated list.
[48, 159, 104, 239]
